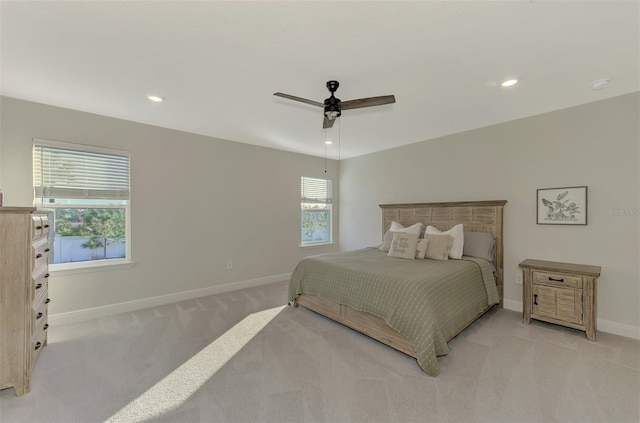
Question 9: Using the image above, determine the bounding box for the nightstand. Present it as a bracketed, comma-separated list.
[519, 259, 601, 341]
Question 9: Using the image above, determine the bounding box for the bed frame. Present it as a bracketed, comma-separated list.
[294, 200, 507, 359]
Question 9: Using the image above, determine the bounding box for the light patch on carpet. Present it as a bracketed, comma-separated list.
[104, 305, 286, 422]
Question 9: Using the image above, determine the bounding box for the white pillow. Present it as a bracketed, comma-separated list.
[390, 221, 422, 234]
[379, 221, 423, 252]
[425, 224, 464, 259]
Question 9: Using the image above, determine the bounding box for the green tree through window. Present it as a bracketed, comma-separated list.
[56, 208, 126, 259]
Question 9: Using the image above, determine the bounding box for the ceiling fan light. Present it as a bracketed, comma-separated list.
[324, 110, 341, 120]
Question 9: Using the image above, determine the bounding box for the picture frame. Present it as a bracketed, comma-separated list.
[537, 186, 588, 225]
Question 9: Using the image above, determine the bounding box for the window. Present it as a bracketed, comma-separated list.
[33, 139, 131, 269]
[301, 176, 332, 246]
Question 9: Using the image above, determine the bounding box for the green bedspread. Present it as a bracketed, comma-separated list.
[288, 247, 499, 376]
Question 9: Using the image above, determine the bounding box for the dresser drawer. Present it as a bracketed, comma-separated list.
[31, 265, 49, 302]
[32, 324, 48, 368]
[31, 215, 44, 240]
[533, 270, 583, 289]
[39, 215, 50, 238]
[31, 288, 49, 335]
[31, 237, 50, 270]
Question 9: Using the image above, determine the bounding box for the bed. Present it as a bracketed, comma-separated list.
[288, 200, 507, 376]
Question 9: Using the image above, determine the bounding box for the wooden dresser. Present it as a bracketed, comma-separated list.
[0, 207, 51, 395]
[520, 259, 601, 341]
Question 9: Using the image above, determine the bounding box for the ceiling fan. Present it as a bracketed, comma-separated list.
[274, 80, 396, 128]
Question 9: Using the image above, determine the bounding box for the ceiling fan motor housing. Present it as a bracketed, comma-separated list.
[324, 93, 342, 119]
[324, 80, 342, 119]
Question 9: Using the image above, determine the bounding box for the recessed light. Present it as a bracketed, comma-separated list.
[324, 140, 333, 145]
[501, 79, 519, 87]
[591, 78, 610, 90]
[147, 95, 164, 102]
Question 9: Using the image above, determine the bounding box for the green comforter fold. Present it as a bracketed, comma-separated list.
[288, 248, 499, 376]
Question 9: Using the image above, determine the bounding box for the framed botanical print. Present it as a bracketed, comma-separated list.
[537, 186, 588, 225]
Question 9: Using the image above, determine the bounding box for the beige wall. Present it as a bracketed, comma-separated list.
[339, 92, 640, 336]
[1, 96, 339, 316]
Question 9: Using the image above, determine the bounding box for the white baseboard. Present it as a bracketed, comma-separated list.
[49, 273, 292, 326]
[503, 299, 640, 340]
[596, 319, 640, 340]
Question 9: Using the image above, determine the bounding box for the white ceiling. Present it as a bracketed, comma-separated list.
[1, 1, 638, 160]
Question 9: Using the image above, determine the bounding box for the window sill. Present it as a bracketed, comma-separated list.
[49, 259, 135, 276]
[300, 242, 334, 248]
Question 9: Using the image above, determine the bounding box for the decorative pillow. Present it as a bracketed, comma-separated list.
[388, 232, 419, 259]
[463, 231, 495, 262]
[424, 234, 454, 261]
[425, 224, 464, 259]
[415, 238, 428, 259]
[379, 221, 423, 252]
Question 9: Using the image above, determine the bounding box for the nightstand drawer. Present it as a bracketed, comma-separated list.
[533, 270, 582, 289]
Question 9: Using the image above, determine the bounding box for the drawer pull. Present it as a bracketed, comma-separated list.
[45, 298, 51, 304]
[44, 225, 50, 228]
[45, 248, 50, 252]
[36, 312, 43, 319]
[43, 324, 49, 331]
[548, 277, 564, 282]
[36, 225, 42, 230]
[36, 253, 42, 259]
[35, 283, 43, 289]
[35, 342, 42, 351]
[533, 294, 538, 305]
[45, 273, 50, 278]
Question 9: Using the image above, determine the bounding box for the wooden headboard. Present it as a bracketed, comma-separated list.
[379, 200, 507, 307]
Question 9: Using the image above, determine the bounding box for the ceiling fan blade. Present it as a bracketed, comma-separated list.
[273, 92, 323, 108]
[323, 116, 335, 129]
[340, 95, 396, 110]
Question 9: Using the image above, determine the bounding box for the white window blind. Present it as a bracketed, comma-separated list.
[301, 177, 332, 205]
[33, 141, 130, 201]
